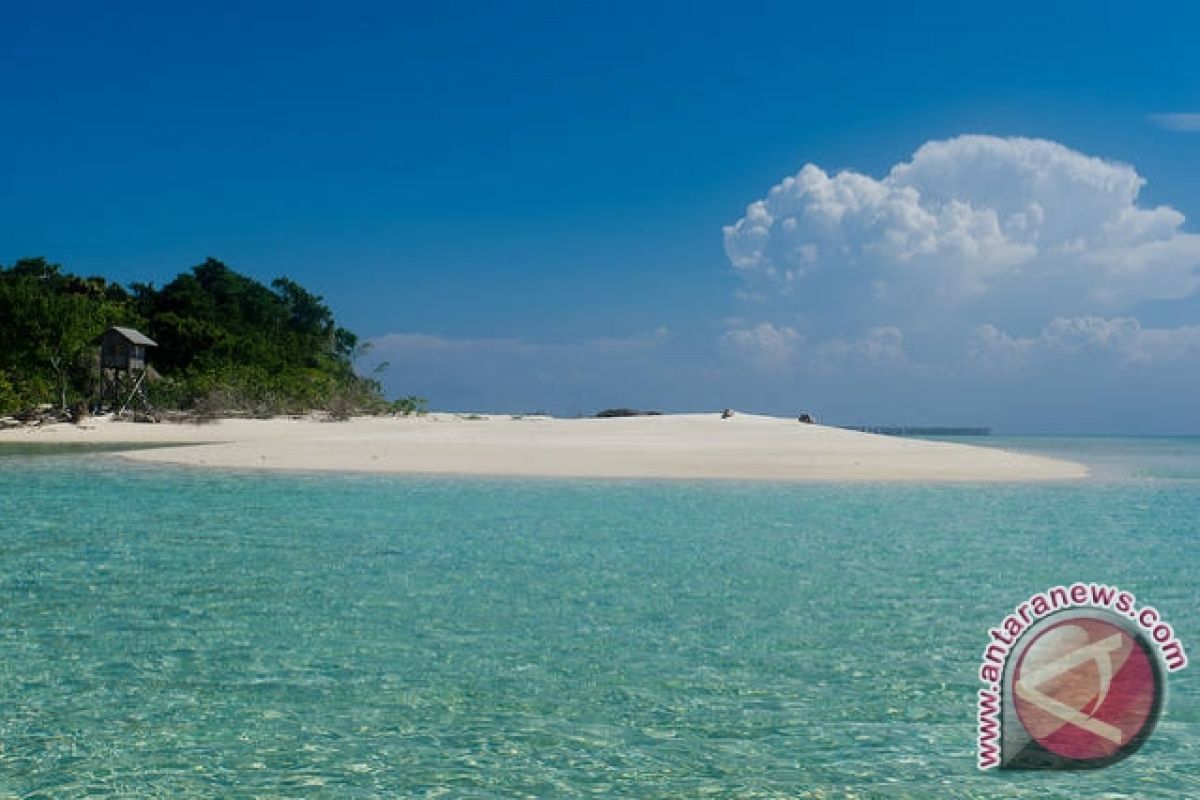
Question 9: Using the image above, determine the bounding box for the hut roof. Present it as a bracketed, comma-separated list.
[105, 326, 158, 347]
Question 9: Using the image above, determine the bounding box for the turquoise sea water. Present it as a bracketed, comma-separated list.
[0, 438, 1197, 798]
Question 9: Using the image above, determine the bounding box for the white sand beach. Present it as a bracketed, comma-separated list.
[0, 412, 1087, 481]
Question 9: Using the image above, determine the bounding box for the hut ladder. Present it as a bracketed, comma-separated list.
[117, 371, 149, 416]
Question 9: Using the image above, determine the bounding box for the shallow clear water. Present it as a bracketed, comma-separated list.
[0, 439, 1197, 797]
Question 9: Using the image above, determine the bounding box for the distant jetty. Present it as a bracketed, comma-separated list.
[842, 425, 991, 437]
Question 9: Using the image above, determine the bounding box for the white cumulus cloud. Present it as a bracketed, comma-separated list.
[724, 135, 1200, 314]
[724, 134, 1200, 387]
[721, 323, 907, 372]
[720, 322, 801, 370]
[970, 317, 1200, 367]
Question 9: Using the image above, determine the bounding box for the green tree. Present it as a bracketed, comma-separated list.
[0, 256, 399, 416]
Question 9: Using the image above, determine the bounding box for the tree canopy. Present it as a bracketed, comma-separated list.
[0, 256, 390, 416]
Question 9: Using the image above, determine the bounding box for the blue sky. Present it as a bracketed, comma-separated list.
[3, 1, 1199, 432]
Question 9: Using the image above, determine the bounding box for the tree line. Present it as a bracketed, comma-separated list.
[0, 256, 419, 417]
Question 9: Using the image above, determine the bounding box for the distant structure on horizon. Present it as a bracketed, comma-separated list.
[96, 326, 158, 415]
[843, 425, 991, 437]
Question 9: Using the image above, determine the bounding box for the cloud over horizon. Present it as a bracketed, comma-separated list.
[971, 316, 1200, 368]
[362, 328, 678, 413]
[722, 135, 1200, 374]
[1149, 113, 1200, 132]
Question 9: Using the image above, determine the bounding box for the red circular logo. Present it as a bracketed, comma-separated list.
[1013, 616, 1160, 763]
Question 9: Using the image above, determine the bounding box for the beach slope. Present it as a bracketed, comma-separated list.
[0, 413, 1087, 481]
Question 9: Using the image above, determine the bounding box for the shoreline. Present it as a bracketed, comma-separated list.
[0, 412, 1089, 482]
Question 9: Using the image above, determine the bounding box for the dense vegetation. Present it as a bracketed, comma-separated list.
[0, 256, 413, 417]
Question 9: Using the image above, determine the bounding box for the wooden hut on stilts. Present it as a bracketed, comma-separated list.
[96, 326, 158, 416]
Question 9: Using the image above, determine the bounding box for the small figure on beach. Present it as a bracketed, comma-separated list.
[798, 413, 815, 424]
[721, 408, 734, 419]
